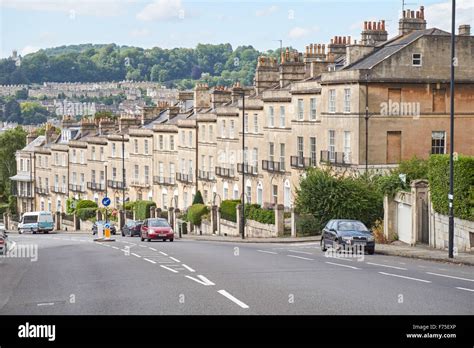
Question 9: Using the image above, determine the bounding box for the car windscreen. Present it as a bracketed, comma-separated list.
[148, 219, 169, 227]
[23, 215, 38, 224]
[337, 221, 368, 232]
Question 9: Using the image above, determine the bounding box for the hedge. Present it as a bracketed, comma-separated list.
[187, 204, 209, 226]
[245, 204, 275, 225]
[134, 200, 156, 220]
[76, 199, 98, 210]
[428, 155, 474, 221]
[219, 200, 240, 222]
[296, 214, 321, 236]
[124, 201, 136, 211]
[76, 207, 97, 221]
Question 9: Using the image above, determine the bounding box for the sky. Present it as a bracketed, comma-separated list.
[0, 0, 473, 58]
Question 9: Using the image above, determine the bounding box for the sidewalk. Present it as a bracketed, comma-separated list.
[376, 241, 474, 266]
[181, 234, 321, 244]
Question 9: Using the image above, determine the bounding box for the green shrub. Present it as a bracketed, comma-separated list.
[296, 214, 321, 236]
[124, 201, 136, 211]
[134, 200, 156, 220]
[159, 210, 168, 220]
[219, 200, 240, 222]
[76, 199, 98, 210]
[295, 168, 383, 231]
[187, 204, 209, 226]
[428, 155, 474, 221]
[0, 203, 9, 215]
[245, 204, 275, 224]
[76, 207, 97, 221]
[192, 191, 204, 205]
[66, 197, 77, 215]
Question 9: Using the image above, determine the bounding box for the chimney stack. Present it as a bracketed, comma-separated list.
[399, 6, 427, 35]
[360, 19, 388, 46]
[459, 24, 471, 36]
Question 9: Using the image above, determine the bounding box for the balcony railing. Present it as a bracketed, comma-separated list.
[290, 156, 316, 169]
[176, 172, 193, 184]
[198, 170, 215, 182]
[14, 190, 33, 198]
[215, 166, 235, 178]
[130, 180, 151, 188]
[107, 180, 126, 190]
[35, 187, 50, 195]
[237, 163, 258, 176]
[153, 176, 176, 186]
[69, 184, 86, 192]
[87, 182, 106, 191]
[50, 186, 67, 194]
[320, 150, 351, 166]
[262, 160, 285, 173]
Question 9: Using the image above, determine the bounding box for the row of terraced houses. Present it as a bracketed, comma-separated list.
[11, 7, 474, 217]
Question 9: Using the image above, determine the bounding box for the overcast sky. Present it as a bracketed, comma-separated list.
[1, 0, 472, 58]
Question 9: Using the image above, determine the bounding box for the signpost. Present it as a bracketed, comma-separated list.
[93, 197, 115, 242]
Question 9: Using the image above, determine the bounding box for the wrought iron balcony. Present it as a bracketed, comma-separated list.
[69, 184, 86, 192]
[50, 186, 67, 194]
[290, 156, 316, 169]
[320, 150, 351, 166]
[107, 180, 126, 190]
[198, 170, 215, 182]
[130, 180, 151, 188]
[176, 172, 193, 184]
[262, 160, 285, 173]
[35, 186, 50, 195]
[153, 176, 176, 186]
[87, 182, 106, 191]
[237, 163, 258, 176]
[215, 166, 235, 178]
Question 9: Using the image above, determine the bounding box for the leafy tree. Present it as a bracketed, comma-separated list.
[192, 190, 204, 205]
[0, 127, 27, 201]
[20, 101, 50, 124]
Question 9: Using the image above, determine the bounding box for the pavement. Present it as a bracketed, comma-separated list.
[0, 232, 473, 315]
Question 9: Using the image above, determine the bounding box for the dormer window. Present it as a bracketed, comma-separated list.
[412, 53, 422, 66]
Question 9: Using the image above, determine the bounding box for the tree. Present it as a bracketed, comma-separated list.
[3, 99, 22, 123]
[20, 101, 50, 125]
[0, 127, 27, 201]
[150, 64, 161, 82]
[192, 190, 204, 205]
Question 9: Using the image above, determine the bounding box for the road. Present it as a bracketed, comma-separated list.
[0, 232, 473, 315]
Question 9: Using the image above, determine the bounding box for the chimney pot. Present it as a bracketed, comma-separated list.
[373, 21, 377, 30]
[343, 36, 346, 44]
[411, 10, 415, 18]
[403, 10, 406, 18]
[330, 38, 334, 44]
[348, 36, 351, 44]
[364, 21, 368, 30]
[368, 22, 372, 30]
[420, 6, 425, 19]
[322, 44, 325, 53]
[382, 20, 385, 31]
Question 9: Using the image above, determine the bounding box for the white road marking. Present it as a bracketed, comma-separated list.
[456, 287, 474, 292]
[144, 258, 156, 264]
[218, 290, 249, 309]
[160, 265, 178, 273]
[379, 272, 431, 283]
[182, 264, 195, 272]
[131, 253, 141, 258]
[325, 256, 354, 262]
[111, 246, 119, 250]
[185, 275, 215, 286]
[426, 272, 474, 282]
[366, 262, 407, 270]
[325, 261, 360, 270]
[149, 247, 157, 251]
[139, 245, 147, 248]
[288, 250, 313, 255]
[169, 257, 180, 262]
[8, 241, 16, 252]
[398, 262, 406, 265]
[418, 265, 427, 268]
[159, 251, 168, 256]
[37, 302, 54, 306]
[257, 250, 277, 255]
[287, 255, 314, 261]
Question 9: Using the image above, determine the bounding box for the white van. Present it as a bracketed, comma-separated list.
[18, 211, 54, 234]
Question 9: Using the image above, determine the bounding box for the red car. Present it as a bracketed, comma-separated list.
[140, 218, 174, 242]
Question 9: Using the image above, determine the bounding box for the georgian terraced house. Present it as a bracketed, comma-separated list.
[11, 7, 474, 216]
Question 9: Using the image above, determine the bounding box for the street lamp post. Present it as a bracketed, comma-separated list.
[240, 92, 245, 240]
[104, 164, 108, 224]
[122, 134, 126, 211]
[448, 0, 456, 258]
[365, 73, 369, 173]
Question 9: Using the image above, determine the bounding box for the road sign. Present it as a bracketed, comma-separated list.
[104, 223, 110, 229]
[102, 197, 111, 207]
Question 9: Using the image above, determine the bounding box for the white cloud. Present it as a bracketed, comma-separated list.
[256, 5, 278, 17]
[287, 26, 319, 39]
[426, 0, 474, 31]
[1, 0, 134, 17]
[136, 0, 185, 21]
[20, 45, 41, 56]
[130, 28, 151, 38]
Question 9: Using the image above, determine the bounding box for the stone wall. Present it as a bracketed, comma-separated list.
[430, 212, 473, 252]
[220, 219, 239, 237]
[246, 219, 277, 238]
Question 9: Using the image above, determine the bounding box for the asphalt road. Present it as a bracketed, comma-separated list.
[0, 232, 473, 315]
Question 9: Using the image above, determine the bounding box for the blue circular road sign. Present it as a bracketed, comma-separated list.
[102, 197, 111, 207]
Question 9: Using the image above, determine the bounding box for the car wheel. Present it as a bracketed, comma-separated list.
[148, 239, 151, 242]
[321, 238, 327, 252]
[32, 231, 36, 234]
[18, 230, 22, 234]
[367, 248, 375, 255]
[140, 236, 144, 242]
[170, 238, 174, 242]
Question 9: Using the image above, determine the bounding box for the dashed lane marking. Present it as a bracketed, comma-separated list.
[287, 255, 314, 261]
[366, 262, 407, 271]
[169, 257, 180, 262]
[185, 275, 215, 286]
[144, 258, 156, 264]
[426, 272, 474, 282]
[456, 287, 474, 292]
[37, 302, 54, 306]
[160, 265, 178, 273]
[257, 250, 277, 255]
[131, 253, 141, 258]
[149, 247, 157, 251]
[378, 272, 431, 283]
[288, 250, 313, 255]
[159, 251, 168, 256]
[325, 261, 360, 270]
[182, 264, 196, 272]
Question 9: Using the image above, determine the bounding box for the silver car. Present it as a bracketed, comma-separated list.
[0, 228, 8, 256]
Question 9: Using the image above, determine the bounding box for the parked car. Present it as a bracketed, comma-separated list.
[92, 221, 117, 235]
[141, 218, 174, 242]
[122, 220, 143, 237]
[18, 211, 54, 234]
[321, 219, 375, 255]
[0, 230, 9, 255]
